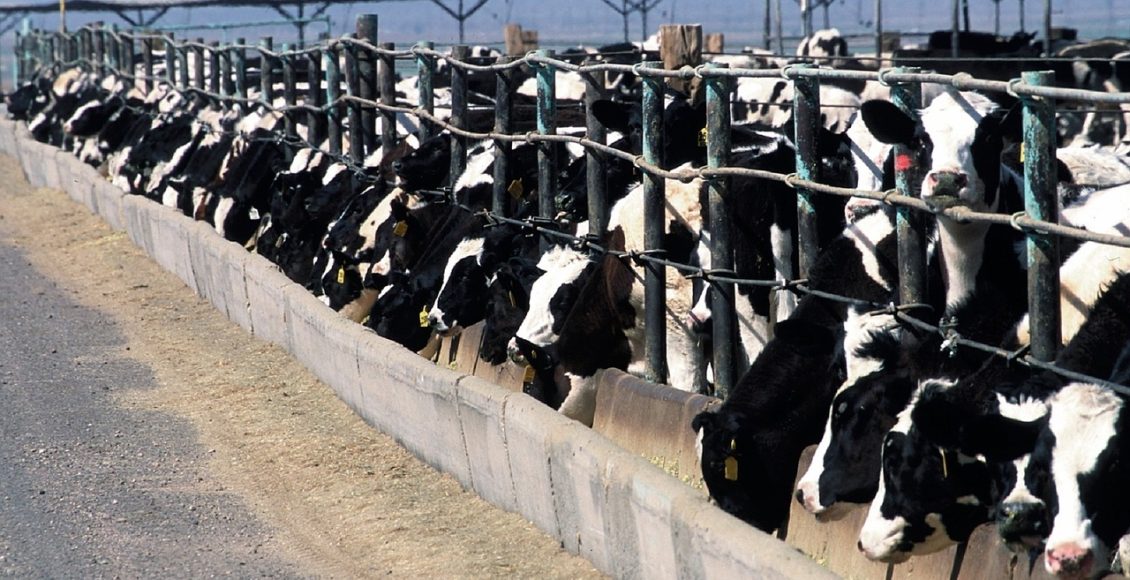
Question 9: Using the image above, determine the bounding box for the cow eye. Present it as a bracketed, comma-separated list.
[835, 401, 847, 417]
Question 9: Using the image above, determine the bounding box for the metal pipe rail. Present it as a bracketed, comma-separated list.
[20, 20, 1130, 400]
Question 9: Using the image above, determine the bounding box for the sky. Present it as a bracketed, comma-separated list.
[4, 0, 1128, 84]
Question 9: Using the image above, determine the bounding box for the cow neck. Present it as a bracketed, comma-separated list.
[937, 216, 993, 313]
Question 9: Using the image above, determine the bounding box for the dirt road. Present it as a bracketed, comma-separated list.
[0, 153, 602, 578]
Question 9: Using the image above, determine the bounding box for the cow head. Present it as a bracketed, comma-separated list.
[392, 133, 452, 192]
[508, 245, 597, 362]
[1039, 384, 1129, 579]
[694, 318, 845, 533]
[861, 92, 1021, 215]
[796, 311, 913, 521]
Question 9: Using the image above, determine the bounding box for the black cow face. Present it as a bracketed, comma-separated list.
[859, 382, 995, 563]
[393, 134, 452, 192]
[797, 329, 916, 519]
[692, 408, 771, 527]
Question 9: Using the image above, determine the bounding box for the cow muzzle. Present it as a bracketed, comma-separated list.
[923, 170, 969, 211]
[1045, 543, 1095, 579]
[997, 502, 1049, 551]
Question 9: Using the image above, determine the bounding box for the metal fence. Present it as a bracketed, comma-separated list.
[13, 17, 1130, 401]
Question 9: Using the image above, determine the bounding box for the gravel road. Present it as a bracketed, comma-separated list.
[0, 153, 602, 579]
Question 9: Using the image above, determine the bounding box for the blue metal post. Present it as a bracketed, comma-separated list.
[379, 42, 397, 162]
[324, 45, 343, 156]
[1023, 70, 1060, 361]
[492, 55, 513, 217]
[416, 41, 435, 143]
[584, 64, 608, 237]
[792, 64, 820, 279]
[641, 60, 668, 385]
[891, 68, 927, 306]
[535, 48, 557, 221]
[449, 45, 469, 192]
[706, 62, 735, 399]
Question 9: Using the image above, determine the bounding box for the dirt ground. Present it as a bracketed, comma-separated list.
[0, 153, 603, 579]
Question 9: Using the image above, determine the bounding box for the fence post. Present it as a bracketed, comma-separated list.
[282, 44, 298, 142]
[791, 64, 821, 281]
[416, 41, 436, 143]
[45, 35, 56, 70]
[220, 44, 234, 98]
[194, 39, 205, 91]
[379, 42, 397, 162]
[207, 41, 220, 97]
[258, 37, 273, 107]
[449, 45, 469, 191]
[890, 68, 927, 306]
[706, 62, 736, 399]
[584, 64, 608, 237]
[345, 35, 364, 164]
[535, 48, 557, 221]
[92, 23, 104, 75]
[307, 46, 325, 145]
[325, 44, 343, 156]
[356, 15, 379, 157]
[1022, 70, 1060, 362]
[106, 26, 118, 74]
[641, 60, 668, 385]
[164, 33, 176, 86]
[492, 55, 513, 217]
[142, 37, 154, 94]
[14, 32, 22, 84]
[177, 42, 189, 90]
[122, 33, 134, 86]
[234, 38, 247, 101]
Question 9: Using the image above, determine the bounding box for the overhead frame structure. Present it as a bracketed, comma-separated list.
[0, 0, 420, 45]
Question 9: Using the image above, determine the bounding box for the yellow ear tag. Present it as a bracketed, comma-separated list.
[724, 456, 739, 481]
[336, 266, 346, 285]
[419, 305, 430, 328]
[523, 365, 536, 382]
[393, 220, 408, 237]
[1019, 142, 1026, 163]
[698, 127, 708, 147]
[507, 179, 524, 199]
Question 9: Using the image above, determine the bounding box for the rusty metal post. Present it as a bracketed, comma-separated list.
[324, 44, 343, 156]
[891, 68, 927, 306]
[492, 55, 513, 216]
[449, 45, 470, 192]
[258, 37, 273, 107]
[356, 15, 379, 157]
[416, 41, 436, 143]
[307, 46, 325, 145]
[706, 62, 736, 399]
[641, 60, 668, 385]
[208, 41, 220, 96]
[234, 38, 247, 100]
[535, 48, 557, 221]
[176, 42, 189, 90]
[378, 42, 397, 162]
[792, 65, 820, 279]
[142, 36, 154, 94]
[92, 23, 104, 75]
[584, 65, 609, 237]
[344, 35, 364, 164]
[1023, 70, 1060, 361]
[164, 33, 176, 86]
[282, 44, 297, 142]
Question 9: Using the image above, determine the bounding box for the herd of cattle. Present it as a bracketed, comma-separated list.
[9, 28, 1130, 578]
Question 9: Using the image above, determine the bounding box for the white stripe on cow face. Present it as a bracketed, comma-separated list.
[797, 310, 902, 518]
[515, 245, 590, 348]
[453, 141, 497, 193]
[844, 210, 896, 291]
[1044, 383, 1122, 570]
[918, 92, 999, 209]
[429, 237, 485, 332]
[213, 197, 236, 238]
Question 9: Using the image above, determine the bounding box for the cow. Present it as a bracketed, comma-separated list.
[692, 208, 899, 533]
[879, 269, 1130, 573]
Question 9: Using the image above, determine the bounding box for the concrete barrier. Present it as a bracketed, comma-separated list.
[8, 125, 851, 580]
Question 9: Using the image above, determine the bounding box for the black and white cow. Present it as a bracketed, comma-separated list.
[891, 269, 1130, 574]
[692, 208, 899, 533]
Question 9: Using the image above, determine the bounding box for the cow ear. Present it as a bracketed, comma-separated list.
[995, 103, 1024, 146]
[390, 198, 409, 220]
[592, 100, 633, 133]
[691, 409, 718, 433]
[861, 100, 917, 146]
